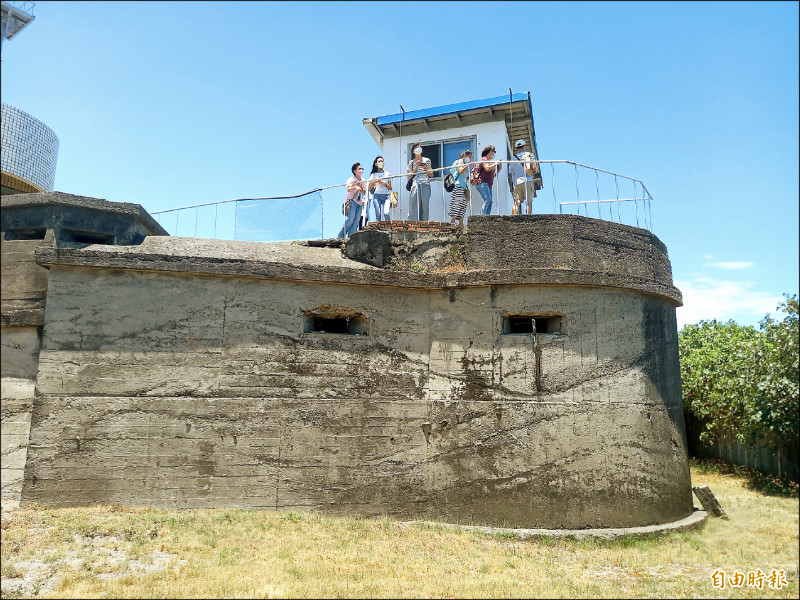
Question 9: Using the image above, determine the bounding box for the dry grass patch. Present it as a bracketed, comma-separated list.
[1, 460, 797, 598]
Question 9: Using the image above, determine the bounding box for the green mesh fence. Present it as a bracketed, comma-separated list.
[234, 191, 323, 242]
[153, 190, 323, 242]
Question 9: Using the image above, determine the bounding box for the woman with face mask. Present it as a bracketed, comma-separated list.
[449, 149, 472, 227]
[337, 162, 368, 238]
[368, 156, 392, 222]
[476, 145, 502, 215]
[407, 142, 433, 221]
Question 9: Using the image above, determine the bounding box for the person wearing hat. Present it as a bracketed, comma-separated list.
[508, 139, 537, 215]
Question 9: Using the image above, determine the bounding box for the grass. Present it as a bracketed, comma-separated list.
[1, 459, 797, 598]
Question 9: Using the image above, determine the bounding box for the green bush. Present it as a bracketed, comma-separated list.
[679, 294, 799, 453]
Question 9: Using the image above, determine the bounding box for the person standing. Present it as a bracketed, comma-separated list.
[508, 139, 537, 215]
[448, 149, 472, 226]
[407, 142, 433, 221]
[476, 145, 502, 215]
[368, 156, 392, 222]
[338, 162, 367, 239]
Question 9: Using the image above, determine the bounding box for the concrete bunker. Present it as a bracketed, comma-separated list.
[2, 196, 693, 530]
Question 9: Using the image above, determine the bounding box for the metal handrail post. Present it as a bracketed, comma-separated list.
[233, 199, 238, 240]
[442, 167, 446, 222]
[595, 169, 601, 219]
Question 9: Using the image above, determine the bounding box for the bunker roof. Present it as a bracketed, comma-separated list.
[34, 215, 682, 306]
[1, 191, 169, 239]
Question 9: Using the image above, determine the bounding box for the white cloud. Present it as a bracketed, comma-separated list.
[675, 273, 784, 329]
[704, 261, 755, 270]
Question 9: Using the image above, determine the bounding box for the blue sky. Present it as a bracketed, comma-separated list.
[2, 1, 797, 329]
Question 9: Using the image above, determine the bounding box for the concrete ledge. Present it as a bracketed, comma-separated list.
[0, 377, 36, 400]
[407, 509, 708, 540]
[1, 307, 46, 328]
[34, 220, 683, 305]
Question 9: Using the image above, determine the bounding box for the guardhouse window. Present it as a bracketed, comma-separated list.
[503, 315, 563, 335]
[304, 309, 368, 335]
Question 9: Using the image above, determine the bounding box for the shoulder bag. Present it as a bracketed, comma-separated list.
[444, 162, 457, 193]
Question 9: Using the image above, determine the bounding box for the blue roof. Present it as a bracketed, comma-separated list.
[375, 92, 532, 127]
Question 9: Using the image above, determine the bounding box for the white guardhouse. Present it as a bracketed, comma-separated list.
[363, 92, 542, 223]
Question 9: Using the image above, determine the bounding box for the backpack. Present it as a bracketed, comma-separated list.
[518, 151, 535, 176]
[468, 161, 483, 186]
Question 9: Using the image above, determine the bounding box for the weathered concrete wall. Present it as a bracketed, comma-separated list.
[1, 236, 51, 329]
[1, 193, 167, 503]
[1, 327, 41, 380]
[22, 215, 692, 528]
[1, 236, 51, 381]
[1, 378, 35, 500]
[1, 235, 51, 500]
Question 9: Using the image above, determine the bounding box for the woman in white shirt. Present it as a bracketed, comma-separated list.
[368, 156, 392, 222]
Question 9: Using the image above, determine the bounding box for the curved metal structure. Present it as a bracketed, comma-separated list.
[1, 103, 59, 193]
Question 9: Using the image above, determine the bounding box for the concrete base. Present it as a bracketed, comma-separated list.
[408, 508, 708, 540]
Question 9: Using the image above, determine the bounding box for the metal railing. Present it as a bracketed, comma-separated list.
[150, 160, 654, 241]
[543, 160, 653, 231]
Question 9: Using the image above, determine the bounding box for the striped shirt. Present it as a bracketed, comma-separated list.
[407, 157, 432, 186]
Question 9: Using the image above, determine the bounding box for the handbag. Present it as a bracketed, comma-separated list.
[390, 192, 398, 207]
[343, 189, 361, 216]
[405, 176, 413, 192]
[444, 171, 456, 193]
